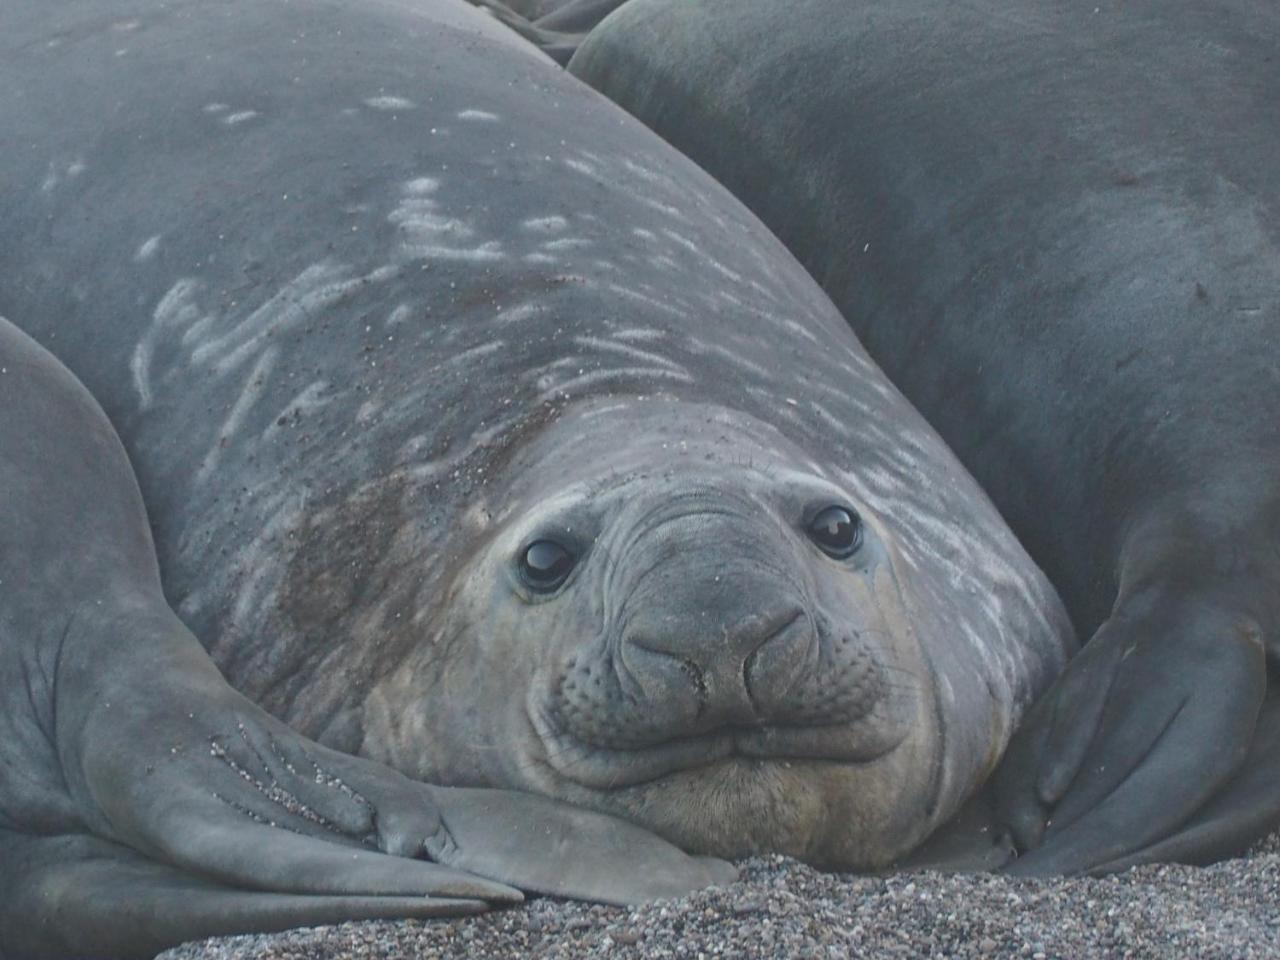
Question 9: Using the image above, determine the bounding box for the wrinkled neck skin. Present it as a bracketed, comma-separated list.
[363, 398, 1036, 868]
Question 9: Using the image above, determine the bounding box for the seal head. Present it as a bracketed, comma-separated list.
[367, 400, 1009, 868]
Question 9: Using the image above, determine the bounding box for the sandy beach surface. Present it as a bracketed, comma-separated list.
[162, 832, 1279, 960]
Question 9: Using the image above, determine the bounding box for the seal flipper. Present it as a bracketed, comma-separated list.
[992, 581, 1270, 876]
[66, 630, 521, 906]
[0, 831, 485, 960]
[1081, 678, 1280, 873]
[430, 787, 739, 905]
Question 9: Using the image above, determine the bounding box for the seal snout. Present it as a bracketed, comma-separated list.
[533, 499, 915, 792]
[607, 505, 822, 736]
[622, 603, 811, 726]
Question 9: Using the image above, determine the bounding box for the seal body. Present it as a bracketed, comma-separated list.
[1, 0, 1071, 955]
[571, 0, 1280, 872]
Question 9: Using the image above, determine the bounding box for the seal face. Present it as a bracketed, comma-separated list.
[366, 402, 950, 866]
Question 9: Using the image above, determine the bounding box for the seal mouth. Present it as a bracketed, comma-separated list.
[530, 703, 911, 790]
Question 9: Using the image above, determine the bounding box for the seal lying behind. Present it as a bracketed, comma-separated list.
[0, 0, 1072, 956]
[570, 0, 1280, 876]
[466, 0, 631, 63]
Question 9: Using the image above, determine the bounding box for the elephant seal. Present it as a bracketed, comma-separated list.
[570, 0, 1280, 874]
[0, 0, 1072, 956]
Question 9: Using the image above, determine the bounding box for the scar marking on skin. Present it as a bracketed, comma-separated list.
[386, 304, 412, 327]
[193, 262, 397, 376]
[781, 318, 823, 346]
[227, 491, 306, 625]
[390, 178, 506, 263]
[195, 347, 280, 488]
[497, 303, 543, 324]
[365, 96, 416, 111]
[457, 109, 500, 121]
[535, 366, 694, 402]
[135, 236, 161, 262]
[133, 278, 205, 408]
[223, 111, 259, 125]
[639, 197, 691, 222]
[611, 327, 666, 342]
[607, 283, 689, 318]
[522, 216, 569, 233]
[541, 237, 593, 251]
[686, 340, 773, 380]
[564, 157, 597, 177]
[404, 420, 511, 481]
[446, 341, 507, 367]
[400, 241, 505, 262]
[182, 314, 217, 347]
[572, 336, 688, 373]
[394, 210, 475, 238]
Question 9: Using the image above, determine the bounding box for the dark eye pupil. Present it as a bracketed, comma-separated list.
[808, 506, 861, 557]
[521, 539, 575, 589]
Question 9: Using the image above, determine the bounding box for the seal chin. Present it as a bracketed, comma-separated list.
[553, 751, 932, 868]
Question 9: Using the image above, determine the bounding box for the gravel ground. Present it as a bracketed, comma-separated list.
[162, 833, 1280, 960]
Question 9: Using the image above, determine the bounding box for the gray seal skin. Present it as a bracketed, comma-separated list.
[0, 0, 1072, 956]
[570, 0, 1280, 875]
[466, 0, 631, 63]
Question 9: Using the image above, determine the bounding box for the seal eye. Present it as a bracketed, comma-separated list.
[520, 539, 576, 591]
[807, 505, 862, 559]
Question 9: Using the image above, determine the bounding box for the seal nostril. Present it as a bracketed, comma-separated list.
[679, 657, 708, 702]
[744, 641, 775, 710]
[628, 637, 709, 705]
[743, 609, 808, 711]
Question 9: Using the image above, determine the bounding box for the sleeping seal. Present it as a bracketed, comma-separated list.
[570, 0, 1280, 875]
[0, 0, 1071, 956]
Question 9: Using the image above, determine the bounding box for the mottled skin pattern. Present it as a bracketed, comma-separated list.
[571, 0, 1280, 875]
[1, 0, 1071, 957]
